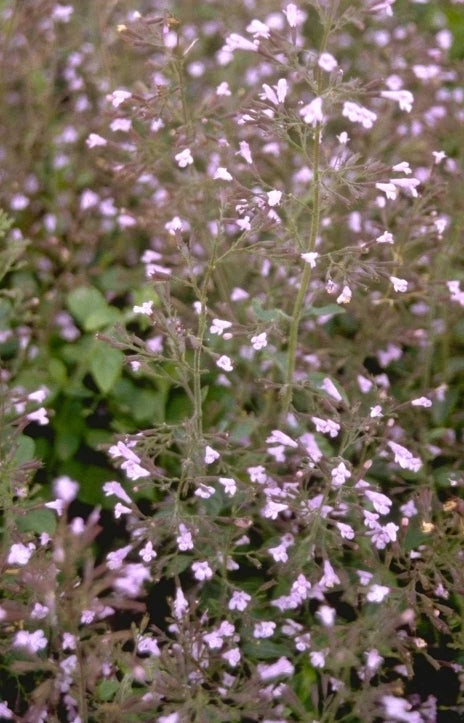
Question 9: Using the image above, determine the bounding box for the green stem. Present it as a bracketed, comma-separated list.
[282, 122, 322, 414]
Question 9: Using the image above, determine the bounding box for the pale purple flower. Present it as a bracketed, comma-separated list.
[216, 81, 231, 96]
[432, 150, 447, 164]
[28, 388, 48, 403]
[137, 635, 160, 656]
[262, 500, 289, 519]
[251, 332, 267, 350]
[246, 19, 270, 38]
[204, 445, 220, 464]
[106, 545, 132, 570]
[284, 3, 305, 28]
[253, 620, 276, 639]
[103, 481, 132, 505]
[318, 52, 337, 72]
[177, 523, 194, 551]
[301, 251, 319, 268]
[210, 318, 232, 335]
[382, 695, 422, 723]
[388, 441, 422, 472]
[312, 416, 340, 438]
[267, 189, 282, 206]
[192, 560, 213, 581]
[376, 182, 398, 200]
[139, 541, 157, 562]
[381, 89, 414, 112]
[320, 377, 342, 402]
[342, 101, 377, 129]
[222, 647, 241, 666]
[228, 589, 251, 611]
[113, 563, 151, 597]
[213, 167, 233, 181]
[216, 355, 234, 372]
[320, 559, 340, 588]
[248, 465, 267, 484]
[107, 89, 132, 107]
[13, 629, 47, 654]
[364, 489, 392, 515]
[390, 177, 420, 198]
[366, 584, 390, 603]
[86, 133, 107, 148]
[370, 522, 399, 549]
[7, 542, 36, 566]
[0, 702, 13, 719]
[150, 118, 164, 133]
[53, 475, 79, 503]
[331, 462, 351, 487]
[370, 405, 383, 418]
[310, 650, 326, 668]
[266, 430, 297, 448]
[299, 97, 324, 126]
[316, 605, 336, 627]
[337, 285, 352, 304]
[195, 483, 215, 499]
[411, 396, 432, 408]
[236, 141, 252, 165]
[337, 131, 350, 144]
[390, 276, 408, 292]
[392, 161, 411, 174]
[175, 148, 194, 168]
[26, 407, 49, 425]
[365, 648, 384, 672]
[110, 118, 132, 132]
[203, 630, 224, 650]
[223, 33, 259, 53]
[336, 522, 355, 540]
[173, 586, 189, 619]
[133, 301, 153, 315]
[257, 657, 294, 680]
[219, 477, 237, 496]
[376, 230, 394, 244]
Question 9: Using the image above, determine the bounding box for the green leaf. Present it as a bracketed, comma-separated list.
[14, 435, 35, 464]
[301, 303, 346, 319]
[85, 306, 121, 332]
[97, 679, 120, 702]
[67, 286, 116, 331]
[16, 508, 57, 536]
[251, 298, 290, 322]
[90, 341, 124, 394]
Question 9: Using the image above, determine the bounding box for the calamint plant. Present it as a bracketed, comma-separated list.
[1, 0, 464, 721]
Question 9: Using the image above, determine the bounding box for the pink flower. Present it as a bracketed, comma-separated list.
[284, 3, 306, 28]
[192, 560, 213, 581]
[299, 97, 324, 126]
[107, 89, 132, 107]
[229, 589, 251, 611]
[175, 148, 194, 168]
[26, 407, 49, 425]
[253, 621, 276, 638]
[366, 584, 390, 603]
[251, 332, 267, 350]
[390, 276, 408, 292]
[342, 101, 377, 129]
[318, 52, 337, 72]
[7, 542, 36, 565]
[381, 89, 414, 112]
[267, 189, 282, 206]
[213, 167, 233, 181]
[86, 133, 107, 148]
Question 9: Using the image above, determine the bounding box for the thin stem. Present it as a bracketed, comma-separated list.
[282, 122, 322, 414]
